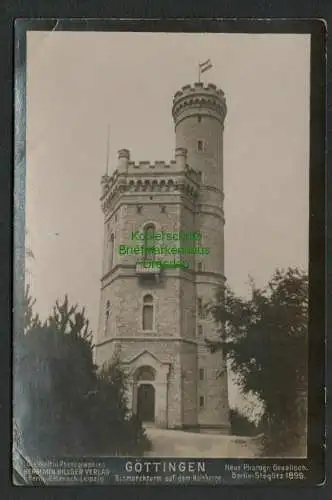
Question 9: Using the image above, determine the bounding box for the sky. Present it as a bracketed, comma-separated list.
[25, 31, 310, 412]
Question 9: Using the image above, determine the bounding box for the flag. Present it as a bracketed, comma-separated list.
[199, 59, 213, 74]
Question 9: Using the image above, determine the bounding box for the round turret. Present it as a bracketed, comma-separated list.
[171, 82, 227, 193]
[172, 82, 227, 127]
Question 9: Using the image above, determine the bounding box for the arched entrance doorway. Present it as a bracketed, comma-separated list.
[137, 384, 155, 422]
[134, 365, 156, 423]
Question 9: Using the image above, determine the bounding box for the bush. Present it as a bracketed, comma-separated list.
[208, 268, 308, 456]
[15, 294, 151, 458]
[230, 409, 260, 437]
[85, 359, 152, 456]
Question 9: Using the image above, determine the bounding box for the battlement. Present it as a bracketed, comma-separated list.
[173, 82, 224, 101]
[172, 82, 227, 125]
[100, 147, 201, 203]
[111, 147, 189, 174]
[125, 162, 200, 182]
[128, 160, 176, 170]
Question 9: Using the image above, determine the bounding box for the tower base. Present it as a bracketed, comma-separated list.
[167, 424, 231, 435]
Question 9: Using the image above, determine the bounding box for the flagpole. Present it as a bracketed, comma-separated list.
[198, 59, 212, 83]
[105, 124, 110, 175]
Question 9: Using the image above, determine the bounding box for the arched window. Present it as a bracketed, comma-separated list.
[143, 223, 156, 260]
[197, 140, 204, 152]
[104, 300, 110, 334]
[135, 365, 156, 381]
[109, 233, 115, 269]
[142, 294, 154, 331]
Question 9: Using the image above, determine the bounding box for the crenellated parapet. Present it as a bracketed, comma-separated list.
[125, 146, 189, 172]
[172, 82, 227, 126]
[100, 147, 201, 215]
[173, 82, 224, 100]
[127, 160, 176, 170]
[126, 169, 200, 194]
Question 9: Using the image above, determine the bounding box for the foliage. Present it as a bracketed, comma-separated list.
[23, 285, 41, 333]
[229, 408, 261, 437]
[15, 290, 151, 458]
[87, 356, 151, 455]
[47, 295, 93, 343]
[207, 267, 308, 456]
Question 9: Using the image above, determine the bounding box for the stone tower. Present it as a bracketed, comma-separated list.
[95, 82, 230, 433]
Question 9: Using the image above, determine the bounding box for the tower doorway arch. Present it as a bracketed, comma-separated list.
[134, 365, 156, 423]
[137, 384, 155, 422]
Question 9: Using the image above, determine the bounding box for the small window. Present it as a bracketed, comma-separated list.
[109, 234, 115, 269]
[197, 324, 203, 337]
[197, 262, 203, 272]
[198, 297, 206, 319]
[197, 115, 202, 123]
[197, 140, 204, 152]
[197, 298, 203, 319]
[104, 300, 110, 335]
[199, 368, 205, 381]
[105, 300, 110, 320]
[142, 294, 154, 331]
[144, 223, 156, 260]
[199, 396, 205, 409]
[137, 205, 142, 213]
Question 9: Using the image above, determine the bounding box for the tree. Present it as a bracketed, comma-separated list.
[16, 294, 97, 456]
[88, 354, 151, 456]
[13, 285, 41, 450]
[207, 267, 308, 456]
[23, 285, 40, 333]
[15, 290, 151, 459]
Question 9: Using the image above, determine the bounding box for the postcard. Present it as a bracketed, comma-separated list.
[13, 20, 325, 486]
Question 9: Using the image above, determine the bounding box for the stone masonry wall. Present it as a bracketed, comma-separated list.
[95, 338, 185, 428]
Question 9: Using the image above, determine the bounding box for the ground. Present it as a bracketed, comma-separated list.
[144, 427, 262, 458]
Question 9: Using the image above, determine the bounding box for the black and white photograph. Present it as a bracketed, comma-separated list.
[13, 22, 325, 486]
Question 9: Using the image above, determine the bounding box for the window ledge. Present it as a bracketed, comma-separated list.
[138, 330, 157, 335]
